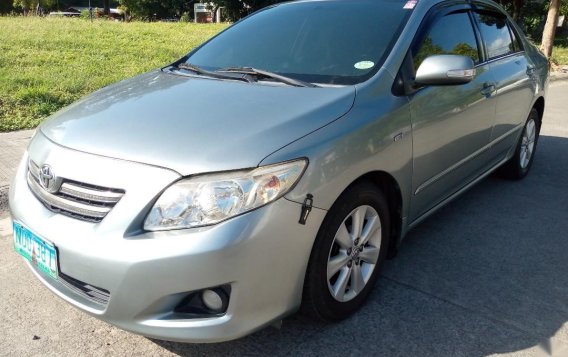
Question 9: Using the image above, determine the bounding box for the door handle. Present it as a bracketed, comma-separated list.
[480, 83, 496, 96]
[526, 65, 536, 76]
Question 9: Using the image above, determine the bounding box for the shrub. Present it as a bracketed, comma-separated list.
[180, 11, 191, 22]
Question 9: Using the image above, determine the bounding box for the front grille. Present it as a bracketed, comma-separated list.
[27, 160, 125, 222]
[58, 272, 111, 306]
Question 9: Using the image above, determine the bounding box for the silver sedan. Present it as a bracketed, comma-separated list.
[9, 0, 548, 342]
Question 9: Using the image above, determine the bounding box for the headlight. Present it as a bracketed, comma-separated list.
[144, 159, 307, 231]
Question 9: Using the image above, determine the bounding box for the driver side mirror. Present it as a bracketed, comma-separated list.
[414, 54, 476, 86]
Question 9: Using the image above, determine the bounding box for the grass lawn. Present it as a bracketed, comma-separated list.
[0, 17, 227, 132]
[552, 38, 568, 67]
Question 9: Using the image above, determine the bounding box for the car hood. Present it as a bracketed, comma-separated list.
[40, 71, 355, 175]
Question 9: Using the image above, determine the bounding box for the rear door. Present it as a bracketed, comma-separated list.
[408, 6, 498, 221]
[472, 8, 537, 158]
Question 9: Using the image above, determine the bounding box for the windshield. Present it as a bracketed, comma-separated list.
[184, 0, 413, 85]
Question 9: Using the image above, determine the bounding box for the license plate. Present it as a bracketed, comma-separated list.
[13, 221, 58, 280]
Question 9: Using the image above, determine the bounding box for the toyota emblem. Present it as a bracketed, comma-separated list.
[39, 165, 59, 193]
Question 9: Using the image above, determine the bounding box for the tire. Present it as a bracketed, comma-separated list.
[499, 108, 540, 180]
[301, 182, 390, 322]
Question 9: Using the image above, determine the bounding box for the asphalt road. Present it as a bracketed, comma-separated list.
[1, 81, 567, 356]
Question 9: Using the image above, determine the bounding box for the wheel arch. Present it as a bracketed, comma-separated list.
[300, 169, 405, 319]
[339, 171, 404, 259]
[533, 96, 545, 128]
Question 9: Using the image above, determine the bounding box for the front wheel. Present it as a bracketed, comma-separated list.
[499, 108, 540, 180]
[301, 182, 390, 321]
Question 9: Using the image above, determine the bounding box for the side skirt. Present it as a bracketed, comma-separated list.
[406, 155, 510, 231]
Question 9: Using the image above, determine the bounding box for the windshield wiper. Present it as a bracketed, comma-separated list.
[169, 63, 253, 83]
[217, 67, 317, 88]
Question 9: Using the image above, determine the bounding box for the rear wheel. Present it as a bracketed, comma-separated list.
[500, 108, 540, 180]
[301, 182, 390, 321]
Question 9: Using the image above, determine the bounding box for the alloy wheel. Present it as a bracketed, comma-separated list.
[520, 118, 537, 169]
[326, 205, 382, 302]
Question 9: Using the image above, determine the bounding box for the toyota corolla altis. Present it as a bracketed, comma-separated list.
[9, 0, 548, 343]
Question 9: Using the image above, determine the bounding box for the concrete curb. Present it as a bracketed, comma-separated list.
[550, 71, 568, 82]
[0, 129, 33, 187]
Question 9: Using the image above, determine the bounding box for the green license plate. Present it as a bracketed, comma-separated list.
[13, 221, 58, 280]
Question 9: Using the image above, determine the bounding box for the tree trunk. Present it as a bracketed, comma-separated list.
[540, 0, 560, 59]
[103, 0, 110, 15]
[211, 6, 219, 22]
[512, 0, 522, 21]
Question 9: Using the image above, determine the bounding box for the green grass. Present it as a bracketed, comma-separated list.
[552, 38, 568, 67]
[0, 17, 227, 132]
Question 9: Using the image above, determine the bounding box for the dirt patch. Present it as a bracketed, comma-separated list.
[0, 186, 9, 218]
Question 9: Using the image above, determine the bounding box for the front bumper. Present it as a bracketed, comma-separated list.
[8, 133, 326, 343]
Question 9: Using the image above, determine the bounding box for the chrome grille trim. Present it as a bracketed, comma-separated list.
[27, 160, 125, 222]
[29, 160, 40, 179]
[58, 272, 111, 306]
[28, 173, 110, 218]
[60, 182, 123, 203]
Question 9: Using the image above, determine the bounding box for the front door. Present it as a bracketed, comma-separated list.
[408, 8, 497, 221]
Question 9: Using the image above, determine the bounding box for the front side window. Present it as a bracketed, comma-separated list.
[475, 11, 515, 59]
[185, 0, 412, 85]
[413, 11, 480, 70]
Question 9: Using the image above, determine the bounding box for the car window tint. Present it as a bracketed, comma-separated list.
[186, 0, 412, 85]
[508, 22, 524, 52]
[475, 11, 515, 59]
[413, 11, 480, 70]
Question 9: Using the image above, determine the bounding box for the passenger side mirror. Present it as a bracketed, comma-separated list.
[414, 55, 476, 86]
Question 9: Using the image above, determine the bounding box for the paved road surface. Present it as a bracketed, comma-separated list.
[0, 81, 567, 356]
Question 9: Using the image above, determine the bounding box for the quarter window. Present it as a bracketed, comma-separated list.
[475, 11, 515, 59]
[508, 22, 524, 52]
[413, 11, 480, 70]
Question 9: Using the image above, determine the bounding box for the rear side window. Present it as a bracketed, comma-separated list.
[474, 11, 515, 59]
[413, 11, 480, 70]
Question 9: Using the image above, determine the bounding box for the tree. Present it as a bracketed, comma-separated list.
[540, 0, 561, 59]
[496, 0, 524, 21]
[119, 0, 190, 19]
[103, 0, 109, 15]
[207, 0, 285, 21]
[0, 0, 14, 13]
[13, 0, 37, 13]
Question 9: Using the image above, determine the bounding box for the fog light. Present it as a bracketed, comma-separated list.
[202, 289, 224, 312]
[174, 285, 230, 316]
